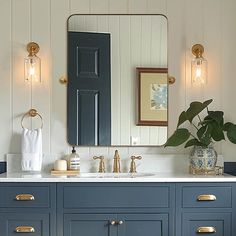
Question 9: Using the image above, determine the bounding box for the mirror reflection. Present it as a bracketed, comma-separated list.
[67, 14, 168, 146]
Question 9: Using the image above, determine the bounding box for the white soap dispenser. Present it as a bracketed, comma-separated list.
[68, 146, 80, 171]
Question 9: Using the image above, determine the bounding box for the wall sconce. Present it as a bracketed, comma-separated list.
[24, 42, 41, 83]
[191, 44, 207, 85]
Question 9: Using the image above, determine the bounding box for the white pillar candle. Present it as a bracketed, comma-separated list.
[54, 160, 67, 171]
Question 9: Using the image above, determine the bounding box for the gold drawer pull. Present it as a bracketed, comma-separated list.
[197, 194, 216, 201]
[15, 226, 35, 233]
[15, 194, 35, 201]
[197, 226, 216, 233]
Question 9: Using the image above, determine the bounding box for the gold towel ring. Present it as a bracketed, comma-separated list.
[21, 109, 43, 129]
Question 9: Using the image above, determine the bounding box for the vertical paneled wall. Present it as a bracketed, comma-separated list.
[0, 0, 236, 161]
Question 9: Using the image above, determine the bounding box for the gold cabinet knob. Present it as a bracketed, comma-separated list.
[197, 226, 216, 233]
[118, 220, 123, 225]
[197, 194, 216, 201]
[110, 220, 124, 225]
[15, 226, 35, 233]
[110, 220, 116, 225]
[15, 194, 35, 201]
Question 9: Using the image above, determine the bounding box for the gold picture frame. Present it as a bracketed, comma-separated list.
[137, 67, 168, 126]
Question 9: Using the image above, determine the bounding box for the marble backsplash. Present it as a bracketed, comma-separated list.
[6, 152, 224, 174]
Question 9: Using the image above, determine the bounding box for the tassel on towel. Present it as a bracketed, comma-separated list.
[21, 128, 42, 171]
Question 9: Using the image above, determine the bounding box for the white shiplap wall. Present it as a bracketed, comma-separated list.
[1, 0, 236, 163]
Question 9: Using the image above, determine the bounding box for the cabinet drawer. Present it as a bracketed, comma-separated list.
[0, 186, 50, 208]
[62, 184, 171, 209]
[182, 212, 231, 236]
[182, 186, 232, 208]
[0, 213, 49, 236]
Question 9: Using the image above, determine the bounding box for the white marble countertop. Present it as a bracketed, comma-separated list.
[0, 172, 235, 182]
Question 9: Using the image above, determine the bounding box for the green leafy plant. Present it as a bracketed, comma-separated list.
[164, 99, 236, 148]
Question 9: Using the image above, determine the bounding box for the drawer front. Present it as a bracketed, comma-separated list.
[182, 186, 232, 208]
[0, 213, 49, 236]
[182, 212, 231, 236]
[0, 186, 50, 208]
[62, 184, 171, 209]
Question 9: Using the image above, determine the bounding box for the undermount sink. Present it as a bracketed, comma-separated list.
[78, 172, 155, 178]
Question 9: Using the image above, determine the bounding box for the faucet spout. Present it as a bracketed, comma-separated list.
[113, 150, 121, 173]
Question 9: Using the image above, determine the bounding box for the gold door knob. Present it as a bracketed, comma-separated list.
[197, 226, 216, 233]
[15, 194, 35, 201]
[197, 194, 216, 201]
[15, 226, 35, 233]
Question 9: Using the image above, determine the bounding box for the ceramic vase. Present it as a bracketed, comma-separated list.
[189, 145, 217, 175]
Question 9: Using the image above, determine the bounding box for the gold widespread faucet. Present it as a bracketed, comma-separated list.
[93, 156, 105, 173]
[129, 156, 142, 173]
[113, 150, 121, 173]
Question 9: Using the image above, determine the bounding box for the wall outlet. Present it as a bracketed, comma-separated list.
[131, 136, 140, 145]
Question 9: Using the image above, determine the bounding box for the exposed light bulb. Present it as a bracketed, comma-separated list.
[24, 42, 41, 83]
[191, 44, 207, 85]
[191, 57, 207, 85]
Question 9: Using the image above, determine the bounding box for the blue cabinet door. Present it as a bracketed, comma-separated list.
[118, 214, 169, 236]
[64, 214, 117, 236]
[0, 213, 49, 236]
[63, 213, 169, 236]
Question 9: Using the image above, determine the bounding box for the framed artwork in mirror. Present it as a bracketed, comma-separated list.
[137, 67, 168, 126]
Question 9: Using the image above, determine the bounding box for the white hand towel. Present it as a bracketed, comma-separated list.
[21, 128, 42, 172]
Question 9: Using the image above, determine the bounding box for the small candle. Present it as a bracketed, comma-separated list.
[54, 160, 67, 171]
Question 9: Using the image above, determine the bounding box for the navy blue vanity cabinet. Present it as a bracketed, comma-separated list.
[0, 183, 56, 236]
[176, 183, 236, 236]
[57, 183, 175, 236]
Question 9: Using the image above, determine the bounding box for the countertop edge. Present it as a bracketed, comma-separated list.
[0, 172, 236, 182]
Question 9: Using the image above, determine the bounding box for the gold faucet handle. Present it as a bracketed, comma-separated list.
[131, 156, 142, 161]
[93, 156, 105, 173]
[129, 156, 142, 173]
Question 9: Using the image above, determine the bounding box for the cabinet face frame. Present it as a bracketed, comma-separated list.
[0, 182, 235, 236]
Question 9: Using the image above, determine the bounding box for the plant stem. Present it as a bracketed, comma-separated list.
[190, 133, 198, 140]
[192, 122, 199, 131]
[198, 115, 202, 123]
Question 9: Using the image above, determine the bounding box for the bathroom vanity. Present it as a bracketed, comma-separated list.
[0, 173, 235, 236]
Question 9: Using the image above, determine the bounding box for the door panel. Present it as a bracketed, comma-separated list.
[64, 214, 117, 236]
[68, 31, 111, 146]
[118, 214, 169, 236]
